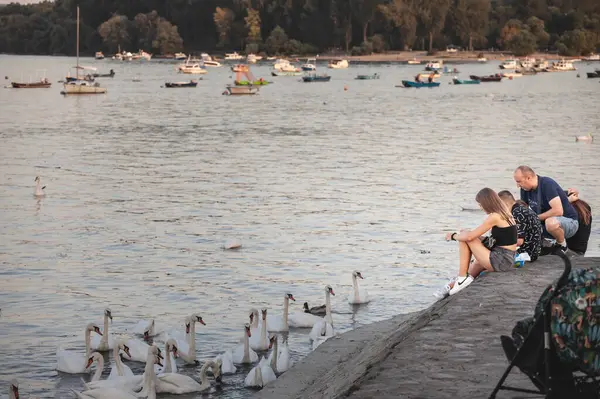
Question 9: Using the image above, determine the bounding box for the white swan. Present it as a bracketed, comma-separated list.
[34, 176, 46, 197]
[107, 341, 134, 379]
[249, 308, 259, 329]
[177, 314, 205, 365]
[348, 271, 370, 304]
[268, 335, 291, 373]
[122, 336, 150, 363]
[288, 286, 335, 328]
[232, 323, 258, 364]
[214, 349, 237, 374]
[83, 345, 161, 392]
[91, 309, 115, 351]
[265, 293, 295, 332]
[132, 319, 160, 340]
[57, 323, 102, 373]
[244, 356, 277, 387]
[155, 359, 222, 394]
[155, 339, 178, 374]
[249, 308, 270, 351]
[310, 285, 335, 340]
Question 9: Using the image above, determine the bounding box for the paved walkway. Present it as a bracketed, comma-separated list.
[258, 255, 600, 399]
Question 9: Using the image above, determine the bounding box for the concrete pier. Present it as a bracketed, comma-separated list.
[258, 255, 600, 399]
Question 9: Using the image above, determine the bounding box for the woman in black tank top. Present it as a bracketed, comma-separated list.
[444, 188, 517, 296]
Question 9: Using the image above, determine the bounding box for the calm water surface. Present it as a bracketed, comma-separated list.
[0, 55, 599, 398]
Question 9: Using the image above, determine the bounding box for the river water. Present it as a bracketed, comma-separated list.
[0, 55, 599, 398]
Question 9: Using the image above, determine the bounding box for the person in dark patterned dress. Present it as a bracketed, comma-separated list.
[499, 190, 543, 261]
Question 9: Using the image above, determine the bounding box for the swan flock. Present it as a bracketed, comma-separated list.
[10, 271, 371, 396]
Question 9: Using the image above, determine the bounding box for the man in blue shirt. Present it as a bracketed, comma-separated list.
[513, 165, 579, 251]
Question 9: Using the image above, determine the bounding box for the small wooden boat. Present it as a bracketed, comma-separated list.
[11, 79, 51, 88]
[235, 79, 270, 86]
[302, 73, 331, 82]
[400, 80, 441, 88]
[587, 70, 600, 78]
[470, 74, 502, 82]
[223, 85, 259, 95]
[453, 78, 480, 85]
[165, 80, 198, 88]
[502, 72, 523, 78]
[407, 58, 420, 65]
[271, 70, 303, 77]
[355, 73, 380, 80]
[92, 69, 115, 78]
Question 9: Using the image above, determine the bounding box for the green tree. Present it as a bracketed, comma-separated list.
[419, 0, 451, 51]
[98, 14, 131, 53]
[377, 0, 418, 50]
[245, 8, 262, 51]
[265, 25, 288, 54]
[152, 18, 183, 54]
[526, 16, 549, 48]
[556, 29, 595, 55]
[507, 29, 536, 55]
[453, 0, 490, 51]
[213, 7, 235, 48]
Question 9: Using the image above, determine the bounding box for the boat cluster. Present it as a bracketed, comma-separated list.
[8, 271, 370, 398]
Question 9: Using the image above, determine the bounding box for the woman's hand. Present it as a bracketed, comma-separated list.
[567, 188, 579, 203]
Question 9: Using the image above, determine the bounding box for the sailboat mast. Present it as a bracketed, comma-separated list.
[76, 6, 80, 79]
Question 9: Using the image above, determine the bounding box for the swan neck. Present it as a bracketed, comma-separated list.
[92, 356, 104, 382]
[102, 314, 109, 344]
[283, 297, 289, 329]
[243, 330, 250, 361]
[199, 361, 210, 385]
[85, 328, 92, 357]
[325, 291, 333, 324]
[260, 316, 267, 340]
[189, 321, 197, 359]
[352, 275, 360, 301]
[114, 345, 124, 376]
[270, 339, 278, 371]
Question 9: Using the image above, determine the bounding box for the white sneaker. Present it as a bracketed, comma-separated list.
[449, 275, 474, 295]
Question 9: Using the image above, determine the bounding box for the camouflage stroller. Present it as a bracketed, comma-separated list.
[491, 251, 600, 398]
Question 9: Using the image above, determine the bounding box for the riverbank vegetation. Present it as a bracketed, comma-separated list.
[0, 0, 598, 57]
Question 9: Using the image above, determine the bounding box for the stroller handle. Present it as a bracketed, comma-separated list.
[553, 248, 572, 290]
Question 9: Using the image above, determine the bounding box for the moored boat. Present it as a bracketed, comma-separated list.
[223, 85, 259, 95]
[165, 80, 198, 88]
[174, 52, 187, 60]
[516, 69, 537, 75]
[407, 58, 420, 65]
[95, 51, 104, 60]
[201, 53, 222, 67]
[301, 58, 317, 71]
[499, 59, 517, 69]
[224, 52, 243, 61]
[271, 70, 303, 76]
[355, 73, 380, 80]
[400, 80, 441, 88]
[302, 73, 331, 82]
[502, 72, 523, 78]
[425, 60, 443, 71]
[328, 59, 349, 69]
[587, 70, 600, 78]
[178, 56, 207, 74]
[470, 74, 503, 82]
[92, 69, 115, 78]
[452, 78, 480, 85]
[11, 79, 51, 88]
[416, 72, 441, 80]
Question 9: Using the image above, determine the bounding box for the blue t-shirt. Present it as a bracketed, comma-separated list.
[520, 176, 578, 220]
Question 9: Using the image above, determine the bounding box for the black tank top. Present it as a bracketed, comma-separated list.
[491, 225, 517, 246]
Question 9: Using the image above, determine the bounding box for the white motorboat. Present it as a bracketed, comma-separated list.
[550, 59, 576, 71]
[499, 59, 517, 69]
[201, 53, 222, 67]
[247, 54, 262, 64]
[407, 58, 421, 64]
[225, 52, 243, 60]
[584, 54, 600, 61]
[328, 59, 349, 69]
[502, 71, 523, 78]
[425, 60, 443, 70]
[477, 57, 488, 62]
[178, 56, 208, 74]
[174, 52, 187, 60]
[301, 58, 317, 71]
[519, 57, 536, 69]
[95, 51, 104, 60]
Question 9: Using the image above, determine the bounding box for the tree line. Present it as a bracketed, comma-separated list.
[0, 0, 599, 57]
